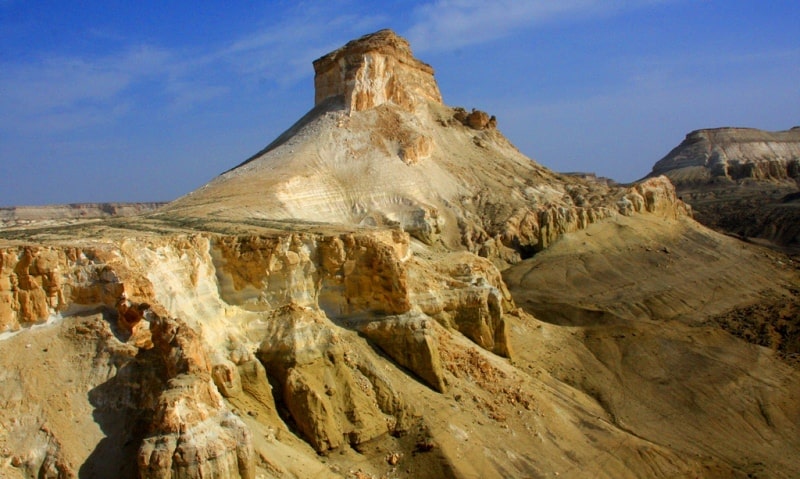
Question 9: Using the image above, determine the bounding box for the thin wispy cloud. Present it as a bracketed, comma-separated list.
[163, 81, 229, 115]
[219, 11, 387, 86]
[497, 44, 800, 181]
[1, 1, 796, 205]
[406, 0, 675, 52]
[0, 4, 386, 135]
[0, 45, 171, 133]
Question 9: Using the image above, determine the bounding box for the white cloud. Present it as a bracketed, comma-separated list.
[0, 45, 171, 132]
[0, 4, 389, 135]
[218, 11, 388, 86]
[163, 81, 229, 115]
[406, 0, 674, 52]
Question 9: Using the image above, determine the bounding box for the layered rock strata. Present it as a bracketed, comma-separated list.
[166, 30, 690, 266]
[649, 127, 800, 183]
[2, 29, 798, 479]
[138, 313, 255, 479]
[0, 226, 523, 473]
[0, 202, 165, 228]
[313, 29, 443, 113]
[646, 127, 800, 248]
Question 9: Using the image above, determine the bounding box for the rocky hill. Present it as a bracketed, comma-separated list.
[164, 29, 686, 263]
[1, 30, 798, 479]
[646, 127, 800, 250]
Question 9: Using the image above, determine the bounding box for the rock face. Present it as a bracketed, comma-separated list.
[256, 304, 405, 452]
[3, 30, 799, 479]
[166, 29, 689, 265]
[649, 127, 800, 182]
[313, 29, 443, 113]
[138, 314, 255, 479]
[0, 245, 145, 333]
[0, 227, 518, 474]
[646, 127, 800, 249]
[616, 176, 690, 218]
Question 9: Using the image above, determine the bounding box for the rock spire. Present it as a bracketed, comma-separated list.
[313, 29, 443, 113]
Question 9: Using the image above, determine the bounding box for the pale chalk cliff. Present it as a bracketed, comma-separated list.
[647, 127, 800, 250]
[1, 30, 799, 479]
[649, 127, 800, 183]
[312, 29, 443, 113]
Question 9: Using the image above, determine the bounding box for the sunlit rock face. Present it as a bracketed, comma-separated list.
[616, 176, 691, 218]
[0, 228, 519, 474]
[646, 127, 800, 247]
[165, 29, 691, 266]
[649, 127, 800, 183]
[0, 245, 150, 333]
[313, 29, 443, 113]
[138, 313, 255, 479]
[4, 29, 796, 479]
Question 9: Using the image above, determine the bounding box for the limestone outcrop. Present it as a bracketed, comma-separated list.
[0, 225, 527, 469]
[646, 127, 800, 247]
[313, 29, 442, 113]
[5, 29, 795, 479]
[359, 314, 447, 392]
[649, 127, 800, 183]
[211, 230, 510, 400]
[166, 30, 690, 266]
[138, 314, 254, 479]
[617, 176, 691, 218]
[256, 304, 408, 452]
[0, 245, 150, 333]
[212, 230, 411, 317]
[409, 251, 513, 358]
[452, 107, 497, 130]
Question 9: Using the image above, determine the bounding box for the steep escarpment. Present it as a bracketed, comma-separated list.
[0, 224, 524, 477]
[649, 127, 800, 183]
[5, 214, 799, 478]
[646, 127, 800, 249]
[313, 28, 443, 113]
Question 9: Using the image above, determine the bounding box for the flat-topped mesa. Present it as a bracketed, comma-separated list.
[649, 127, 800, 183]
[313, 29, 443, 113]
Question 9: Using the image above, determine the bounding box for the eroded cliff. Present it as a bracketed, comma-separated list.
[313, 29, 443, 113]
[646, 127, 800, 249]
[0, 224, 527, 477]
[166, 29, 690, 267]
[649, 127, 800, 183]
[2, 29, 797, 479]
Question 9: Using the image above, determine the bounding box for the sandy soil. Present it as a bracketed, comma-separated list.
[504, 214, 800, 477]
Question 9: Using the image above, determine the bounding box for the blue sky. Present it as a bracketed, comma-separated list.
[1, 1, 798, 206]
